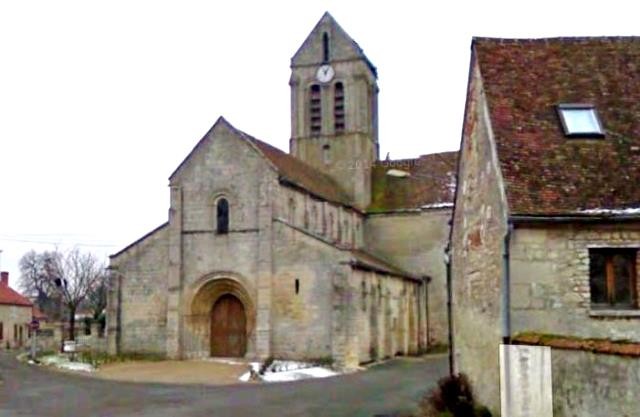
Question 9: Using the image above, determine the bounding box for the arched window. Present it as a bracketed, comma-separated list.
[334, 82, 345, 133]
[310, 84, 322, 135]
[288, 197, 296, 224]
[323, 144, 331, 164]
[216, 198, 229, 234]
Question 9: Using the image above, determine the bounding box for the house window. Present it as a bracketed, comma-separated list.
[589, 248, 637, 309]
[0, 322, 3, 340]
[310, 84, 322, 135]
[557, 104, 604, 137]
[334, 82, 345, 133]
[216, 198, 229, 234]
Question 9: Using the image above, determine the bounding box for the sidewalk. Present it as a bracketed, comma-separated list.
[93, 358, 251, 385]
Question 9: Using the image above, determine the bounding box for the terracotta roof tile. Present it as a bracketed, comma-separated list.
[368, 151, 458, 212]
[475, 37, 640, 215]
[0, 283, 33, 307]
[236, 130, 355, 207]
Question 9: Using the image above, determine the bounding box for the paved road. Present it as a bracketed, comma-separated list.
[0, 352, 447, 417]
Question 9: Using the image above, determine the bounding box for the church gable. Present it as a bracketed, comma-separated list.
[291, 12, 376, 76]
[169, 116, 275, 184]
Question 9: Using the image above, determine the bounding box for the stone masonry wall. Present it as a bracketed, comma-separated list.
[173, 122, 277, 359]
[270, 220, 338, 360]
[0, 304, 32, 349]
[349, 269, 421, 364]
[109, 225, 169, 354]
[451, 58, 508, 414]
[551, 349, 640, 417]
[511, 224, 640, 342]
[365, 209, 450, 346]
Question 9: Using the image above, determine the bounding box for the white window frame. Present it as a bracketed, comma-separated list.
[557, 104, 604, 138]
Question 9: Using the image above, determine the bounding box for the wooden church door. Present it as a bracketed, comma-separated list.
[210, 294, 247, 357]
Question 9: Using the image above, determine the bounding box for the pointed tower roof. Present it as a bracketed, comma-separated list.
[291, 12, 377, 77]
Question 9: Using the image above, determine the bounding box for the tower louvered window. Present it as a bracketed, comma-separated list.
[334, 82, 345, 133]
[310, 84, 322, 135]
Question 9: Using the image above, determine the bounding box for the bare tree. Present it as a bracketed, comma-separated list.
[19, 248, 106, 341]
[85, 271, 108, 320]
[19, 250, 64, 321]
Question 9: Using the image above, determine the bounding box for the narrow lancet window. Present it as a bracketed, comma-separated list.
[217, 198, 229, 234]
[323, 32, 330, 63]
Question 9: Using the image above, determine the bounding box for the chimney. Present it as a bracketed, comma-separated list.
[0, 271, 8, 287]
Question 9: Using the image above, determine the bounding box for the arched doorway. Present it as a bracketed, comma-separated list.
[210, 294, 247, 357]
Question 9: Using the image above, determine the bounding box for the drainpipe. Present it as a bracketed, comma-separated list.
[445, 244, 454, 376]
[422, 276, 432, 350]
[502, 222, 513, 345]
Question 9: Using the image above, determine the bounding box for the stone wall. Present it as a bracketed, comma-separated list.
[271, 220, 339, 360]
[348, 269, 422, 364]
[108, 225, 169, 354]
[365, 209, 450, 346]
[0, 304, 32, 349]
[276, 185, 364, 249]
[511, 224, 640, 341]
[170, 121, 276, 359]
[451, 58, 508, 414]
[551, 349, 640, 417]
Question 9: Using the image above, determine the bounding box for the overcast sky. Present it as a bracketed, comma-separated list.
[1, 1, 638, 288]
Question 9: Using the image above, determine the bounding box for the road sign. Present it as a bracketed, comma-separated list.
[30, 320, 40, 331]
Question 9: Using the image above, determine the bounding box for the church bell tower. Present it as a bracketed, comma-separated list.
[289, 12, 379, 208]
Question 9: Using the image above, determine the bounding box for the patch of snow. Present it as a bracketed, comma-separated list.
[38, 354, 95, 373]
[261, 366, 338, 382]
[421, 202, 454, 209]
[578, 207, 640, 215]
[264, 360, 314, 373]
[239, 360, 339, 383]
[57, 362, 95, 373]
[40, 355, 68, 366]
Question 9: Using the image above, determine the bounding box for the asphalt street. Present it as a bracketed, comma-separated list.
[0, 352, 447, 417]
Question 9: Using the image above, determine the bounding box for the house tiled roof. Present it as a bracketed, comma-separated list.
[0, 283, 33, 307]
[236, 128, 355, 208]
[32, 306, 48, 321]
[475, 37, 640, 215]
[368, 151, 458, 212]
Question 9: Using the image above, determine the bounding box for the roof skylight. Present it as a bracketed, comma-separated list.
[557, 104, 604, 137]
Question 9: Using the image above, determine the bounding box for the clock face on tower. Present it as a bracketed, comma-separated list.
[316, 64, 335, 83]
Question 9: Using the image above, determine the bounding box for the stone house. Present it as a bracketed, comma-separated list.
[452, 37, 640, 416]
[0, 271, 33, 349]
[107, 13, 456, 367]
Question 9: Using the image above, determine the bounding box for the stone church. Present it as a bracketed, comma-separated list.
[106, 13, 456, 368]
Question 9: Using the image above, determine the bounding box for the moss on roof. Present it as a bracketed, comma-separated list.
[367, 152, 457, 212]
